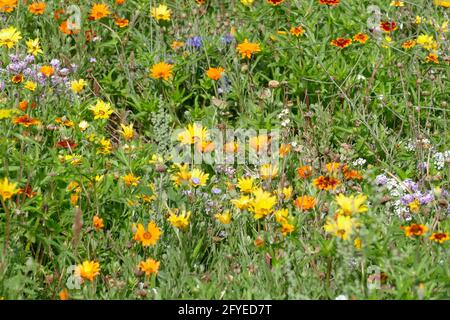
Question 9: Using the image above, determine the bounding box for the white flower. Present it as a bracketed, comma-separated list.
[335, 295, 348, 300]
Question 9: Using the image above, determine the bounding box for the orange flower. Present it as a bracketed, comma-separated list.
[279, 143, 291, 157]
[249, 135, 270, 153]
[401, 224, 428, 237]
[0, 0, 17, 13]
[28, 2, 45, 15]
[236, 39, 261, 59]
[59, 20, 80, 35]
[426, 53, 439, 64]
[11, 74, 23, 83]
[133, 222, 162, 247]
[331, 37, 352, 48]
[206, 67, 225, 81]
[90, 3, 110, 20]
[93, 216, 104, 230]
[196, 141, 215, 153]
[297, 165, 312, 179]
[171, 41, 184, 50]
[319, 0, 340, 5]
[59, 289, 70, 300]
[402, 40, 416, 49]
[150, 62, 174, 80]
[343, 168, 363, 181]
[75, 261, 100, 282]
[40, 65, 54, 77]
[116, 0, 125, 4]
[115, 17, 129, 28]
[353, 33, 369, 44]
[380, 21, 397, 32]
[313, 175, 340, 191]
[139, 258, 160, 276]
[224, 141, 239, 153]
[267, 0, 285, 5]
[13, 114, 41, 127]
[326, 162, 341, 173]
[294, 196, 316, 211]
[290, 26, 305, 37]
[429, 232, 450, 244]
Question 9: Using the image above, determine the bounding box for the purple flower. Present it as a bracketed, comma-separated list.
[404, 179, 419, 192]
[419, 192, 434, 205]
[401, 194, 415, 205]
[221, 33, 234, 45]
[186, 36, 202, 49]
[90, 58, 97, 63]
[375, 174, 388, 186]
[212, 187, 222, 194]
[191, 177, 201, 185]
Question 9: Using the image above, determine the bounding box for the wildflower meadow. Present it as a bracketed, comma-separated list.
[0, 0, 449, 300]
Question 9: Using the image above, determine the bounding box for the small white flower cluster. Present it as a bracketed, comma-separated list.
[433, 150, 450, 171]
[405, 138, 432, 152]
[352, 157, 366, 167]
[378, 176, 409, 219]
[278, 108, 290, 127]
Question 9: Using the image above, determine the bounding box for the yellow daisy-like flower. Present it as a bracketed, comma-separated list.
[24, 81, 37, 91]
[120, 123, 134, 141]
[434, 0, 450, 7]
[237, 176, 255, 194]
[324, 214, 356, 240]
[215, 211, 232, 225]
[168, 210, 191, 230]
[274, 208, 289, 224]
[26, 38, 43, 56]
[71, 79, 87, 94]
[75, 261, 100, 282]
[0, 26, 22, 48]
[177, 123, 209, 145]
[151, 4, 171, 21]
[189, 168, 209, 187]
[89, 99, 113, 120]
[260, 163, 278, 180]
[171, 164, 191, 187]
[0, 177, 18, 201]
[122, 173, 141, 187]
[249, 188, 277, 220]
[335, 194, 368, 216]
[231, 195, 252, 210]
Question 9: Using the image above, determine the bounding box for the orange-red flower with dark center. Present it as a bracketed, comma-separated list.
[56, 139, 78, 149]
[313, 175, 340, 190]
[12, 74, 24, 83]
[380, 21, 398, 32]
[331, 38, 352, 48]
[297, 165, 313, 179]
[401, 224, 428, 237]
[318, 0, 340, 5]
[13, 114, 41, 127]
[267, 0, 285, 5]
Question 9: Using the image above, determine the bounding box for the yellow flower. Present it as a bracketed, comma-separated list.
[240, 0, 255, 5]
[354, 238, 362, 250]
[415, 16, 422, 24]
[71, 79, 86, 93]
[26, 38, 43, 56]
[89, 99, 113, 120]
[139, 258, 160, 276]
[236, 39, 261, 59]
[434, 0, 450, 7]
[274, 208, 289, 224]
[78, 120, 89, 131]
[149, 61, 174, 80]
[326, 162, 340, 173]
[280, 186, 293, 200]
[335, 194, 368, 216]
[408, 199, 420, 213]
[260, 163, 278, 180]
[171, 164, 191, 187]
[390, 1, 404, 6]
[177, 123, 209, 145]
[97, 137, 112, 154]
[382, 36, 393, 48]
[417, 34, 437, 51]
[231, 195, 252, 210]
[324, 214, 356, 240]
[24, 81, 37, 91]
[249, 188, 277, 220]
[75, 261, 100, 282]
[168, 210, 191, 230]
[151, 4, 171, 21]
[0, 26, 22, 48]
[120, 123, 134, 140]
[237, 177, 255, 193]
[0, 109, 17, 119]
[0, 177, 18, 201]
[122, 173, 141, 187]
[215, 211, 232, 224]
[133, 222, 162, 246]
[189, 168, 209, 187]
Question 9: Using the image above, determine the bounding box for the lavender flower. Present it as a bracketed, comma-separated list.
[375, 174, 388, 186]
[186, 36, 202, 49]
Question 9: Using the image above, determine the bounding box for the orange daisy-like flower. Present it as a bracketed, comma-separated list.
[75, 261, 100, 282]
[28, 2, 46, 15]
[353, 33, 369, 44]
[401, 224, 428, 237]
[294, 196, 316, 211]
[267, 0, 285, 5]
[13, 114, 41, 127]
[206, 67, 225, 81]
[171, 41, 185, 50]
[90, 3, 110, 20]
[342, 165, 363, 181]
[59, 20, 80, 35]
[11, 74, 23, 83]
[93, 216, 104, 230]
[297, 165, 313, 179]
[236, 39, 261, 59]
[426, 53, 439, 64]
[133, 222, 162, 247]
[313, 175, 340, 191]
[402, 40, 416, 49]
[139, 258, 160, 276]
[0, 0, 17, 13]
[380, 21, 398, 33]
[115, 17, 129, 28]
[150, 62, 174, 80]
[318, 0, 340, 5]
[290, 26, 305, 37]
[116, 0, 125, 4]
[331, 38, 352, 48]
[40, 65, 54, 77]
[429, 232, 450, 244]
